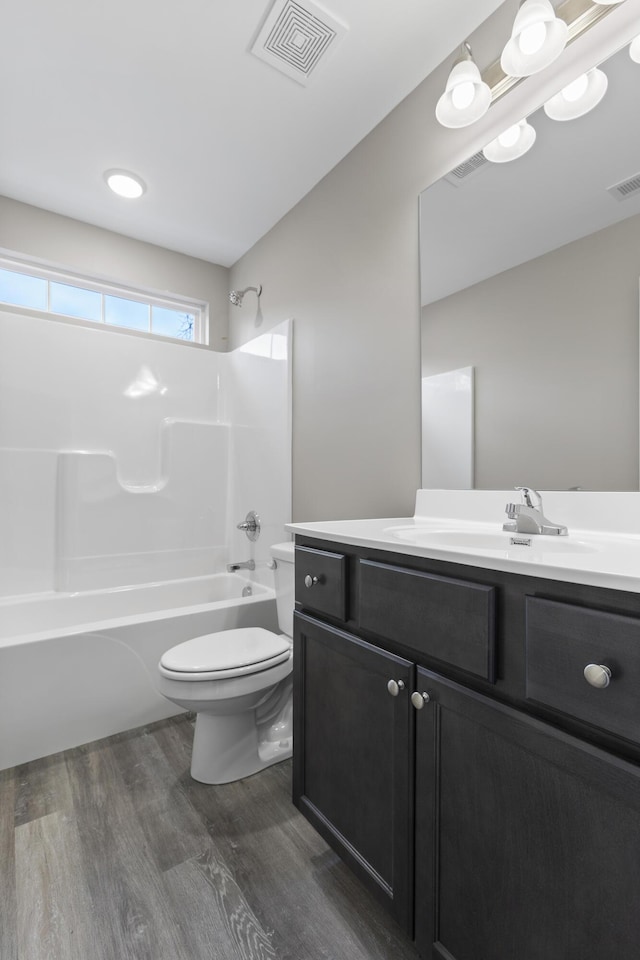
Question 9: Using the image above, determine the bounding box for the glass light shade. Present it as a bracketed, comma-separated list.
[483, 119, 536, 163]
[435, 58, 491, 128]
[518, 21, 547, 56]
[104, 170, 146, 199]
[562, 73, 589, 102]
[592, 0, 626, 4]
[543, 67, 608, 120]
[630, 35, 640, 63]
[501, 0, 568, 77]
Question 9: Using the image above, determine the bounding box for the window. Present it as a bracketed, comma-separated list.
[0, 257, 207, 344]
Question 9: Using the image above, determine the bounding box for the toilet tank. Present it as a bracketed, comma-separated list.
[270, 541, 295, 637]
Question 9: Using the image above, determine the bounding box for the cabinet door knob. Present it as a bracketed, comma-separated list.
[583, 663, 612, 689]
[411, 691, 431, 710]
[387, 679, 405, 697]
[304, 575, 319, 588]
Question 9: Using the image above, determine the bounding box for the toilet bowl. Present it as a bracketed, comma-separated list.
[157, 541, 295, 784]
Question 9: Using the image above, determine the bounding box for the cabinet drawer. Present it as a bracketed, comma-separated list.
[526, 597, 640, 743]
[295, 546, 348, 621]
[359, 560, 496, 681]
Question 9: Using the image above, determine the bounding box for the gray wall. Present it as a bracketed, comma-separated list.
[228, 8, 635, 522]
[422, 213, 640, 491]
[0, 196, 230, 350]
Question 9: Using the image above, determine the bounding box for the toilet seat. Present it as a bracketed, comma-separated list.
[159, 627, 291, 681]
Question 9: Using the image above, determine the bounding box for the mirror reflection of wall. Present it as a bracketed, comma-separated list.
[420, 42, 640, 491]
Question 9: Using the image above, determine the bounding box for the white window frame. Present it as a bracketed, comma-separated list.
[0, 254, 209, 346]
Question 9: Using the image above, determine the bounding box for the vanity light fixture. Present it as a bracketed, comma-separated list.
[630, 34, 640, 62]
[483, 118, 536, 162]
[104, 170, 146, 199]
[543, 66, 608, 120]
[500, 0, 569, 77]
[435, 42, 492, 128]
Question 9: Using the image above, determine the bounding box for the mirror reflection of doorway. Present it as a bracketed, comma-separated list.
[422, 366, 474, 489]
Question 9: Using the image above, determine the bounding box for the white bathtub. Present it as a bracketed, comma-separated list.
[0, 574, 278, 771]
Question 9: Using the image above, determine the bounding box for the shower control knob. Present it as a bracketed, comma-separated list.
[584, 663, 612, 689]
[304, 575, 319, 588]
[411, 691, 431, 710]
[237, 511, 261, 542]
[387, 679, 405, 697]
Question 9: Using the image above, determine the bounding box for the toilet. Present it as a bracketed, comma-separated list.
[157, 541, 295, 784]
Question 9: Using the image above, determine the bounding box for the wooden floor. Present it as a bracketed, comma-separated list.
[1, 715, 419, 960]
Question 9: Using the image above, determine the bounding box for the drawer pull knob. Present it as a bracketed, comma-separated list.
[304, 575, 319, 588]
[411, 691, 431, 710]
[584, 663, 612, 689]
[387, 679, 405, 697]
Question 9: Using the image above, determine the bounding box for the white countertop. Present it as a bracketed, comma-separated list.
[286, 490, 640, 594]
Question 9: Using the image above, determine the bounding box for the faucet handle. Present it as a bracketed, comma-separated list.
[236, 510, 261, 541]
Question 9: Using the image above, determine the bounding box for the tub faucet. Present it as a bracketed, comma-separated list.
[503, 486, 568, 536]
[226, 559, 256, 572]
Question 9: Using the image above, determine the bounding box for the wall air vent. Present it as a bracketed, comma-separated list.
[251, 0, 347, 86]
[443, 151, 489, 188]
[607, 173, 640, 202]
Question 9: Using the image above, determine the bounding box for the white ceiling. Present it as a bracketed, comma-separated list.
[0, 0, 505, 267]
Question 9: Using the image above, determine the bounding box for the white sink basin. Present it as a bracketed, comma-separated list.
[387, 527, 599, 556]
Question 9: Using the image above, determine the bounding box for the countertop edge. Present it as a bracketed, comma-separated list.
[286, 519, 640, 595]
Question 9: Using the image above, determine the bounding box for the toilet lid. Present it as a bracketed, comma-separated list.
[159, 627, 291, 677]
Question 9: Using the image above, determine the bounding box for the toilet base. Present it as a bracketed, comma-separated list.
[189, 679, 293, 784]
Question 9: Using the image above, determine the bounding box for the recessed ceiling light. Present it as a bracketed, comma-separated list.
[104, 170, 146, 199]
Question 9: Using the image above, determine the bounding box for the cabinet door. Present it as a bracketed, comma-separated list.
[293, 612, 414, 933]
[414, 668, 640, 960]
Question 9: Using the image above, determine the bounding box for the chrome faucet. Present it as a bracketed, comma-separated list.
[226, 559, 256, 572]
[503, 486, 568, 536]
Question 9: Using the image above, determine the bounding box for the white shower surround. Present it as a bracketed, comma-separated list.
[0, 309, 292, 769]
[0, 311, 292, 595]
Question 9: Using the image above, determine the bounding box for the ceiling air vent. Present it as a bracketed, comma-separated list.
[607, 173, 640, 202]
[251, 0, 347, 86]
[443, 151, 489, 188]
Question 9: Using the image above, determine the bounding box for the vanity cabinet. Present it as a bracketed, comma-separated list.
[292, 611, 414, 931]
[414, 669, 640, 959]
[293, 536, 640, 960]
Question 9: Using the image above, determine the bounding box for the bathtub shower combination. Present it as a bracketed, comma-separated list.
[0, 312, 292, 771]
[0, 574, 278, 771]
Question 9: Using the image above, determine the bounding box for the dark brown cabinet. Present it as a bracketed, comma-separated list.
[292, 537, 640, 960]
[294, 545, 348, 621]
[359, 559, 496, 682]
[414, 668, 640, 960]
[293, 612, 414, 932]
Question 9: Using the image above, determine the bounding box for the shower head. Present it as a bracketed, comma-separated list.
[229, 284, 262, 307]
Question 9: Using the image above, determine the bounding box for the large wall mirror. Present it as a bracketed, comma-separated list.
[420, 42, 640, 491]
